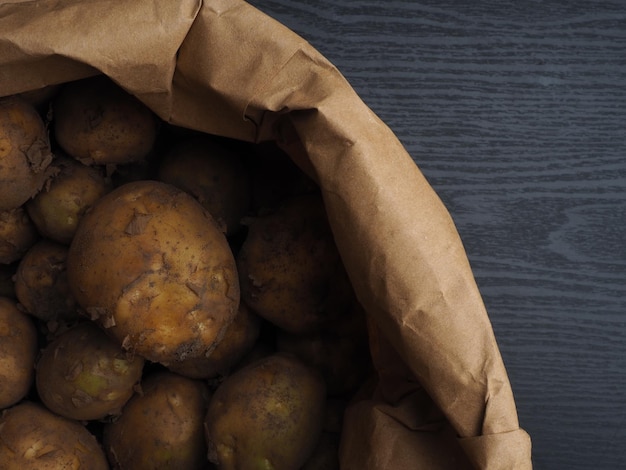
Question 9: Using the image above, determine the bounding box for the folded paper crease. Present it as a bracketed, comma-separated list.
[0, 0, 532, 468]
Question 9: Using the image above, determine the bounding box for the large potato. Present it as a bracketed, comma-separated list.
[205, 353, 326, 470]
[0, 297, 38, 409]
[66, 180, 240, 367]
[0, 95, 54, 211]
[0, 401, 109, 469]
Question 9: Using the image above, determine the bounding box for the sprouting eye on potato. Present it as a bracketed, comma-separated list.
[0, 78, 371, 470]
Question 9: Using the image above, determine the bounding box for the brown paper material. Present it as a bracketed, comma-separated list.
[0, 0, 532, 468]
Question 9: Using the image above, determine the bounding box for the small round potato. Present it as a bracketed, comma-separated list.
[0, 297, 38, 409]
[237, 194, 354, 334]
[205, 353, 326, 470]
[0, 207, 39, 264]
[103, 371, 210, 470]
[26, 154, 111, 244]
[53, 75, 158, 166]
[67, 180, 240, 368]
[0, 401, 109, 469]
[14, 239, 78, 324]
[36, 321, 145, 421]
[0, 95, 54, 211]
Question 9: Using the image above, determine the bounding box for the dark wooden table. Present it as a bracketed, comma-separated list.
[249, 1, 626, 469]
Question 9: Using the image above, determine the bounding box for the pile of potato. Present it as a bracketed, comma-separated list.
[0, 76, 372, 469]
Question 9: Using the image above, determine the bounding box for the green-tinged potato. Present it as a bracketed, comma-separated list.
[26, 155, 111, 244]
[158, 135, 251, 236]
[0, 297, 38, 409]
[205, 353, 326, 470]
[67, 180, 240, 368]
[0, 401, 109, 469]
[53, 75, 159, 166]
[0, 95, 55, 211]
[14, 239, 78, 323]
[103, 371, 210, 470]
[0, 207, 38, 264]
[167, 302, 261, 380]
[36, 321, 144, 421]
[237, 194, 353, 334]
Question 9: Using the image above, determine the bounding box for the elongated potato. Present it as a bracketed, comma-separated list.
[66, 180, 240, 368]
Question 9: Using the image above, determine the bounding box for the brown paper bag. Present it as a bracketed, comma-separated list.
[0, 0, 532, 468]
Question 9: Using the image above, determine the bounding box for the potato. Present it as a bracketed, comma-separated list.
[53, 75, 159, 166]
[103, 370, 210, 470]
[205, 353, 326, 470]
[158, 135, 251, 236]
[167, 302, 261, 380]
[0, 297, 38, 410]
[14, 239, 78, 324]
[26, 154, 112, 244]
[66, 180, 240, 368]
[237, 193, 354, 334]
[0, 401, 109, 469]
[0, 95, 54, 211]
[0, 206, 39, 264]
[36, 321, 144, 421]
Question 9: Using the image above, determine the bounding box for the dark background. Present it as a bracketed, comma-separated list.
[248, 1, 626, 469]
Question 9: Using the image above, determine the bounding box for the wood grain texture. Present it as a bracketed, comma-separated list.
[248, 1, 626, 469]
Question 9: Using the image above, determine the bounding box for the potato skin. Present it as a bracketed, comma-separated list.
[0, 297, 38, 409]
[237, 194, 352, 334]
[14, 239, 78, 323]
[0, 95, 54, 211]
[103, 371, 210, 470]
[0, 207, 39, 264]
[205, 353, 326, 470]
[167, 302, 261, 379]
[54, 75, 158, 165]
[36, 321, 145, 421]
[158, 135, 251, 236]
[0, 401, 109, 470]
[66, 180, 240, 367]
[26, 154, 111, 244]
